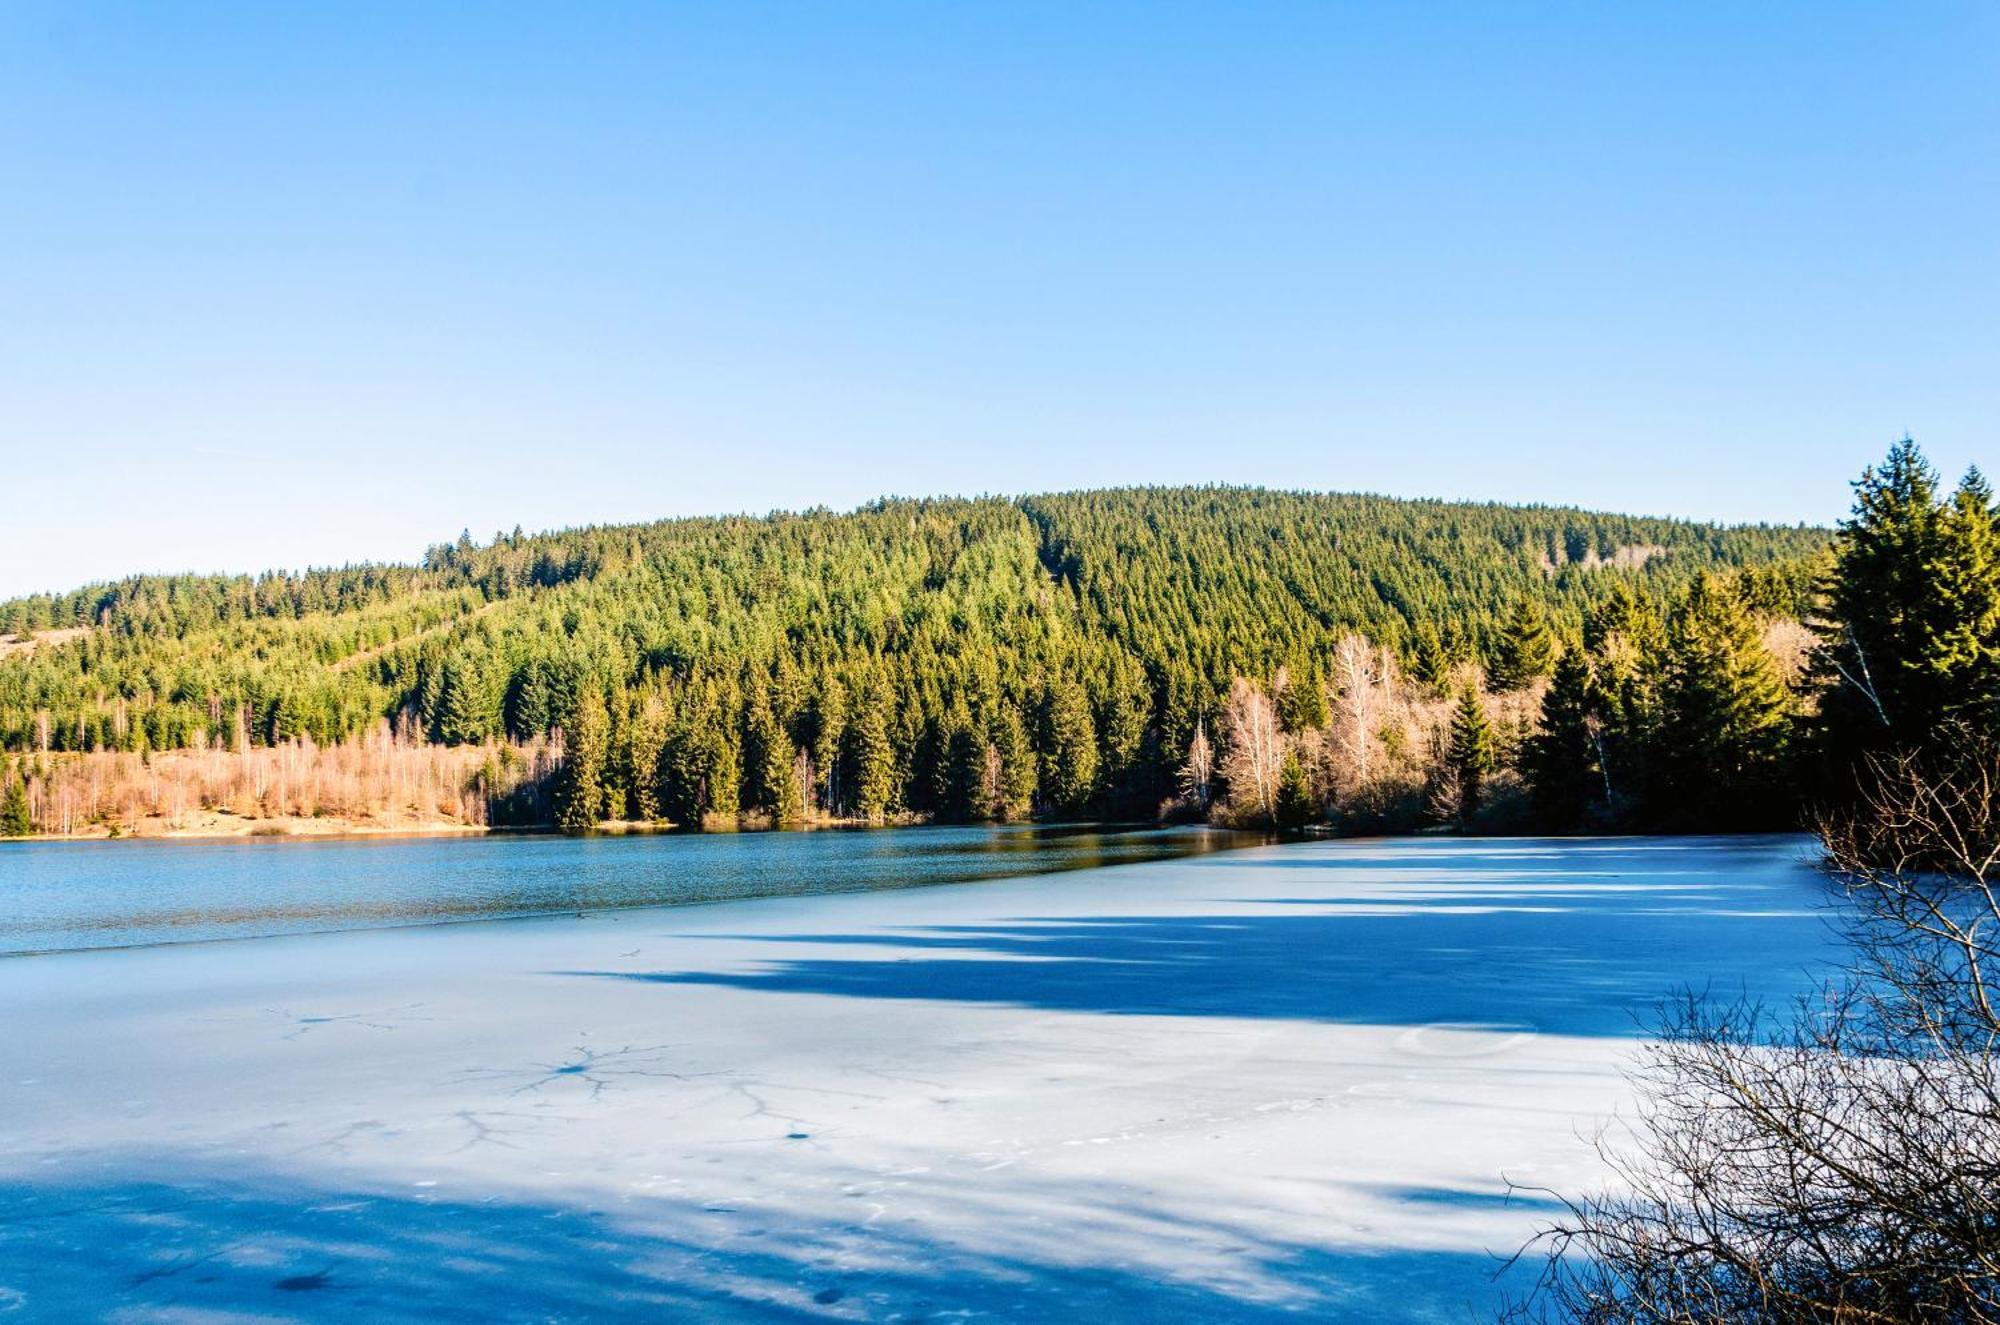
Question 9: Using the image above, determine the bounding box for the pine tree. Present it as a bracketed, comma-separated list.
[1820, 437, 1946, 751]
[1275, 750, 1316, 829]
[1447, 684, 1496, 823]
[1490, 599, 1555, 692]
[1657, 574, 1791, 828]
[1, 773, 30, 836]
[434, 656, 490, 745]
[1922, 467, 2000, 726]
[991, 704, 1036, 821]
[554, 690, 609, 834]
[626, 696, 667, 822]
[851, 700, 896, 824]
[1039, 679, 1100, 815]
[747, 692, 795, 820]
[1409, 622, 1453, 696]
[1524, 649, 1601, 829]
[505, 660, 553, 740]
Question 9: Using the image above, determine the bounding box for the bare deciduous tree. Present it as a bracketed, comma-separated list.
[1180, 717, 1214, 812]
[1220, 678, 1284, 825]
[1327, 633, 1392, 797]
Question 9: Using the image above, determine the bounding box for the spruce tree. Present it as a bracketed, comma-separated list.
[1039, 679, 1100, 816]
[1409, 623, 1453, 696]
[1524, 649, 1600, 829]
[851, 701, 896, 823]
[554, 690, 609, 834]
[1447, 684, 1496, 822]
[626, 697, 667, 822]
[1820, 437, 1946, 752]
[505, 661, 553, 740]
[1, 773, 30, 837]
[1922, 467, 2000, 726]
[991, 705, 1036, 821]
[1657, 575, 1790, 828]
[1490, 599, 1555, 692]
[434, 656, 489, 745]
[746, 692, 794, 820]
[1275, 751, 1316, 829]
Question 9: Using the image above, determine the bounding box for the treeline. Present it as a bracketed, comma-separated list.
[0, 484, 1834, 835]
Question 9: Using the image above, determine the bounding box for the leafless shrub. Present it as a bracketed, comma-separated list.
[1509, 729, 2000, 1323]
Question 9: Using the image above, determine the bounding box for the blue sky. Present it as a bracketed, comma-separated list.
[1, 2, 1994, 596]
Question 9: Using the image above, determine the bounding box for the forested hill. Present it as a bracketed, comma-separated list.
[0, 486, 1827, 827]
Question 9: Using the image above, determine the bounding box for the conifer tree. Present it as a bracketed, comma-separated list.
[1524, 649, 1600, 829]
[2, 772, 30, 836]
[1409, 622, 1453, 696]
[1657, 574, 1790, 827]
[1447, 684, 1496, 822]
[1275, 750, 1316, 829]
[554, 690, 609, 834]
[1039, 678, 1100, 815]
[626, 696, 667, 821]
[505, 661, 554, 740]
[991, 705, 1036, 820]
[1820, 437, 1946, 751]
[746, 692, 794, 819]
[706, 723, 742, 821]
[811, 677, 847, 815]
[434, 656, 490, 745]
[1922, 467, 2000, 726]
[1490, 598, 1555, 692]
[851, 700, 896, 823]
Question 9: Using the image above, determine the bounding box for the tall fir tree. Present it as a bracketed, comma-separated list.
[1656, 574, 1791, 828]
[851, 700, 896, 824]
[1039, 678, 1100, 815]
[1447, 684, 1496, 823]
[554, 689, 609, 834]
[1275, 750, 1316, 829]
[1489, 599, 1555, 692]
[1523, 649, 1601, 829]
[991, 704, 1036, 821]
[1921, 467, 2000, 727]
[1819, 437, 1946, 752]
[2, 772, 30, 836]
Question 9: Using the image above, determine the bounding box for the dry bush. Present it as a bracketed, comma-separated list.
[1510, 730, 2000, 1322]
[12, 722, 555, 835]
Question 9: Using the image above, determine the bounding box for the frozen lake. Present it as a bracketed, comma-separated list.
[0, 833, 1840, 1321]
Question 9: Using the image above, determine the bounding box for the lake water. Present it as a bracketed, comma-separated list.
[0, 823, 1263, 954]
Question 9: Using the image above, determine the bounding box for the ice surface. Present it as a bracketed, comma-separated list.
[0, 834, 1838, 1321]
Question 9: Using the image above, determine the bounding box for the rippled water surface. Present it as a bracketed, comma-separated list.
[0, 824, 1264, 954]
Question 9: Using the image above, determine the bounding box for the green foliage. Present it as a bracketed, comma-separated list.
[1489, 598, 1555, 691]
[1, 773, 29, 837]
[1038, 679, 1100, 815]
[554, 690, 609, 833]
[1447, 685, 1496, 821]
[1804, 438, 2000, 814]
[0, 486, 1828, 830]
[1524, 649, 1600, 829]
[1654, 574, 1791, 828]
[849, 698, 896, 824]
[1275, 751, 1316, 829]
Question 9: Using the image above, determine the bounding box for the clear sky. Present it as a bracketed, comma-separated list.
[2, 3, 1995, 597]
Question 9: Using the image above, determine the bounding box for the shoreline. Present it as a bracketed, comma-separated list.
[0, 808, 1062, 845]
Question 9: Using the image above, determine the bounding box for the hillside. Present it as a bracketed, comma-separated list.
[0, 487, 1829, 832]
